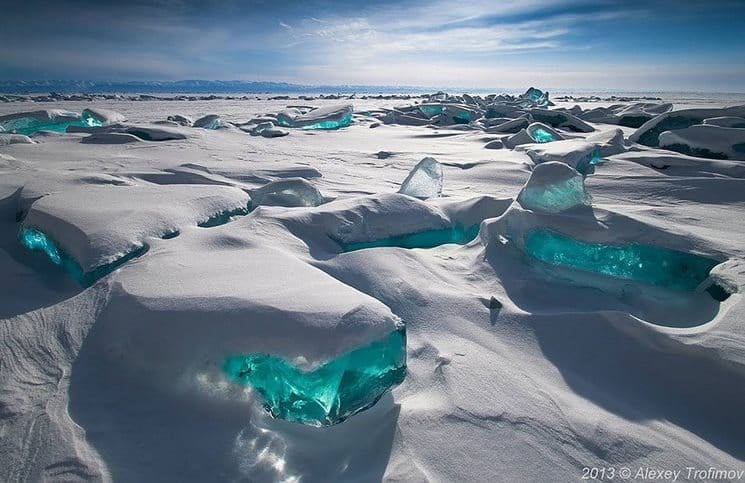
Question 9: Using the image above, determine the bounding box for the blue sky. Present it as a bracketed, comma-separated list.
[1, 0, 744, 91]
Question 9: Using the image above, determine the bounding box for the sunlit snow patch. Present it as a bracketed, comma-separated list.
[524, 228, 720, 292]
[224, 326, 406, 426]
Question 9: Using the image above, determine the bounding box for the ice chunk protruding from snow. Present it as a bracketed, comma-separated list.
[167, 114, 193, 126]
[19, 227, 148, 286]
[81, 108, 126, 126]
[0, 109, 90, 135]
[224, 325, 406, 426]
[193, 114, 222, 129]
[519, 140, 602, 175]
[527, 122, 563, 143]
[587, 128, 625, 157]
[630, 106, 745, 147]
[517, 162, 589, 213]
[524, 228, 720, 292]
[659, 125, 745, 160]
[522, 87, 550, 107]
[398, 157, 443, 199]
[340, 224, 479, 251]
[21, 185, 250, 277]
[418, 104, 445, 118]
[250, 121, 289, 138]
[300, 104, 353, 129]
[286, 104, 354, 129]
[250, 178, 323, 207]
[20, 228, 62, 264]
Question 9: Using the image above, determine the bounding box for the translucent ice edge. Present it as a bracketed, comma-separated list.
[223, 326, 406, 426]
[1, 114, 101, 135]
[519, 176, 588, 213]
[19, 227, 146, 286]
[524, 228, 721, 292]
[529, 128, 557, 143]
[339, 224, 480, 252]
[299, 112, 353, 130]
[197, 204, 252, 228]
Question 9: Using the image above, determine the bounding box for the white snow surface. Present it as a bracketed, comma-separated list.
[1, 96, 745, 482]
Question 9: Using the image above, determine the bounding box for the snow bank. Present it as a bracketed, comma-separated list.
[21, 184, 250, 274]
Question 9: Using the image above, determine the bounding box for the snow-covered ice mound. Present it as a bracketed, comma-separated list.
[276, 104, 353, 129]
[659, 124, 745, 160]
[481, 201, 727, 327]
[193, 114, 222, 129]
[517, 139, 602, 174]
[630, 106, 745, 147]
[20, 184, 250, 284]
[92, 219, 405, 426]
[249, 178, 323, 207]
[0, 109, 94, 135]
[3, 91, 745, 482]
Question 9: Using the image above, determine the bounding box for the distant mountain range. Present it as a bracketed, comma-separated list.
[0, 80, 433, 94]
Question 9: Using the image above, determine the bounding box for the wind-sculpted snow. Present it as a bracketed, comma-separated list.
[224, 326, 406, 426]
[0, 109, 97, 135]
[20, 184, 250, 279]
[398, 157, 443, 199]
[518, 139, 602, 175]
[3, 93, 745, 482]
[0, 108, 127, 136]
[275, 104, 353, 129]
[193, 114, 222, 129]
[630, 106, 745, 148]
[659, 124, 745, 160]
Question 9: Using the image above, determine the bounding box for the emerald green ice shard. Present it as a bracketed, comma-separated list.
[0, 115, 99, 135]
[20, 228, 62, 264]
[418, 104, 445, 118]
[224, 327, 406, 426]
[530, 128, 556, 143]
[524, 229, 720, 291]
[300, 111, 353, 130]
[518, 175, 588, 213]
[19, 227, 146, 286]
[340, 224, 479, 252]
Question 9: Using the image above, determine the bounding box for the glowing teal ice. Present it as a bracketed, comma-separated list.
[19, 227, 146, 286]
[518, 177, 588, 213]
[419, 104, 445, 118]
[530, 128, 556, 143]
[524, 229, 719, 291]
[197, 205, 251, 227]
[1, 114, 101, 135]
[224, 327, 406, 426]
[20, 228, 62, 264]
[340, 224, 479, 252]
[300, 112, 353, 130]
